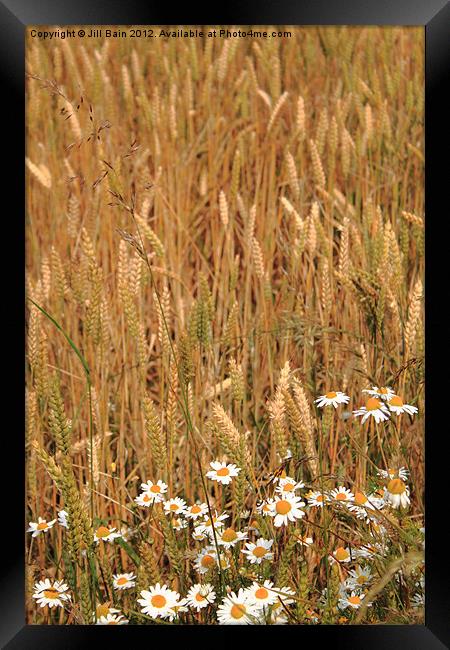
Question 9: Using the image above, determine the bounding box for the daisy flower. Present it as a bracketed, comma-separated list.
[353, 542, 385, 559]
[137, 583, 179, 619]
[113, 573, 136, 591]
[306, 490, 330, 507]
[331, 546, 352, 563]
[412, 593, 424, 608]
[315, 391, 350, 409]
[96, 613, 129, 625]
[217, 588, 258, 625]
[192, 529, 207, 541]
[135, 480, 168, 505]
[213, 527, 247, 549]
[27, 517, 57, 537]
[256, 499, 275, 517]
[93, 525, 122, 544]
[347, 491, 381, 521]
[338, 591, 371, 610]
[387, 395, 418, 416]
[185, 502, 208, 521]
[171, 517, 188, 531]
[245, 580, 279, 609]
[275, 477, 305, 495]
[362, 386, 396, 401]
[167, 596, 188, 621]
[272, 586, 296, 607]
[33, 579, 71, 609]
[194, 546, 218, 575]
[195, 511, 229, 535]
[269, 494, 306, 527]
[353, 397, 390, 424]
[186, 583, 216, 611]
[347, 566, 372, 590]
[94, 603, 122, 621]
[57, 510, 69, 528]
[206, 461, 240, 485]
[377, 466, 409, 481]
[163, 497, 187, 516]
[384, 478, 410, 509]
[330, 486, 355, 504]
[241, 538, 274, 564]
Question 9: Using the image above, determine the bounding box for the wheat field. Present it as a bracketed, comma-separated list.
[25, 26, 424, 625]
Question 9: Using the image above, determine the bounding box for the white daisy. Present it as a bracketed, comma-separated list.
[185, 502, 209, 521]
[206, 461, 241, 485]
[194, 511, 229, 535]
[93, 525, 122, 544]
[384, 478, 410, 509]
[269, 494, 306, 527]
[245, 580, 279, 609]
[412, 593, 424, 608]
[256, 499, 275, 517]
[362, 386, 396, 401]
[194, 546, 218, 575]
[171, 517, 188, 531]
[347, 491, 381, 521]
[241, 538, 274, 564]
[113, 572, 136, 591]
[213, 527, 247, 549]
[338, 591, 371, 610]
[271, 586, 296, 607]
[217, 588, 259, 625]
[137, 583, 179, 619]
[96, 613, 129, 624]
[315, 391, 350, 409]
[163, 497, 187, 516]
[167, 596, 188, 621]
[135, 480, 168, 505]
[377, 466, 409, 481]
[32, 579, 71, 609]
[192, 529, 207, 541]
[275, 477, 305, 495]
[353, 397, 390, 424]
[57, 510, 69, 528]
[306, 490, 330, 507]
[330, 486, 355, 504]
[27, 517, 57, 537]
[331, 546, 352, 563]
[387, 395, 418, 416]
[347, 566, 373, 590]
[186, 583, 216, 611]
[94, 603, 122, 621]
[296, 534, 313, 547]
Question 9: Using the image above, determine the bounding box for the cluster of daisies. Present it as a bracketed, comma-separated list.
[27, 383, 421, 624]
[316, 385, 418, 425]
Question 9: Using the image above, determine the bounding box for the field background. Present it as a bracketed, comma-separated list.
[25, 26, 424, 624]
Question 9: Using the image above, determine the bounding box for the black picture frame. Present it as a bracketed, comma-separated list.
[3, 0, 449, 647]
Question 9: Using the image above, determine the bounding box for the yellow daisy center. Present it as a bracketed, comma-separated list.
[190, 505, 201, 514]
[97, 604, 110, 618]
[335, 492, 348, 501]
[389, 396, 404, 407]
[354, 491, 367, 505]
[230, 603, 246, 619]
[143, 494, 151, 502]
[275, 499, 292, 515]
[335, 547, 349, 561]
[253, 546, 268, 558]
[96, 526, 111, 538]
[151, 594, 167, 608]
[117, 577, 128, 585]
[150, 485, 161, 493]
[387, 478, 406, 494]
[201, 554, 215, 568]
[316, 494, 325, 502]
[170, 503, 179, 511]
[348, 595, 361, 605]
[357, 575, 368, 585]
[379, 387, 389, 394]
[282, 483, 294, 491]
[43, 588, 59, 599]
[221, 528, 237, 542]
[217, 467, 230, 477]
[366, 397, 382, 411]
[326, 391, 337, 399]
[255, 587, 269, 599]
[37, 522, 48, 530]
[195, 592, 206, 602]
